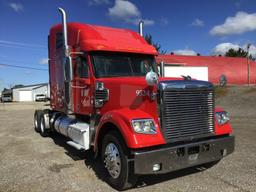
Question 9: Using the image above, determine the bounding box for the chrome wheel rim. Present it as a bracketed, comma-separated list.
[40, 118, 44, 133]
[34, 115, 38, 128]
[104, 143, 121, 179]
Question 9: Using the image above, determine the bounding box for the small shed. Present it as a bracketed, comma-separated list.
[12, 83, 49, 102]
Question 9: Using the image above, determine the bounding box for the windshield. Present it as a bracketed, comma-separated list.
[91, 52, 157, 78]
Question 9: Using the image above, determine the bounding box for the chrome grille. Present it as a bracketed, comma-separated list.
[159, 81, 215, 143]
[95, 89, 109, 101]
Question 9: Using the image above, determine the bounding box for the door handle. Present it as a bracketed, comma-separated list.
[71, 84, 88, 89]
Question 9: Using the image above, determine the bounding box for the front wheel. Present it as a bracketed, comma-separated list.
[101, 131, 137, 190]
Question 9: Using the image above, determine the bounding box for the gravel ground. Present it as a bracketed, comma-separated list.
[0, 86, 255, 192]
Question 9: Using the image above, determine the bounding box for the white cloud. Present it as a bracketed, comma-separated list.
[212, 42, 240, 55]
[108, 0, 140, 20]
[88, 0, 111, 6]
[212, 42, 256, 58]
[143, 19, 155, 26]
[128, 18, 155, 26]
[39, 58, 49, 65]
[210, 12, 256, 36]
[249, 46, 256, 58]
[108, 0, 154, 26]
[191, 19, 204, 27]
[172, 49, 197, 56]
[8, 3, 24, 12]
[243, 44, 256, 58]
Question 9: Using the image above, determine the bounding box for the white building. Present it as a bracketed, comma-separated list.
[12, 83, 49, 102]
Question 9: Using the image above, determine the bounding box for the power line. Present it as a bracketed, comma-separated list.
[0, 40, 47, 49]
[0, 63, 48, 71]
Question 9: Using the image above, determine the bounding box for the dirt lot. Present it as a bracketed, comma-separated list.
[0, 86, 256, 192]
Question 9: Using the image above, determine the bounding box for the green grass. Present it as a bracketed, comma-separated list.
[214, 86, 229, 98]
[243, 87, 256, 94]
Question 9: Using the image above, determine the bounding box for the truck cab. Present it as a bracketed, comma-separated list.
[34, 9, 234, 190]
[1, 89, 12, 102]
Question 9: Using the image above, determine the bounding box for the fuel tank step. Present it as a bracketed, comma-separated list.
[54, 116, 90, 150]
[66, 141, 85, 150]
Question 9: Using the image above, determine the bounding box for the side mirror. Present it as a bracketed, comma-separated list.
[146, 71, 158, 86]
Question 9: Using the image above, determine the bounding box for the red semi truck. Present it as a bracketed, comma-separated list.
[34, 8, 234, 190]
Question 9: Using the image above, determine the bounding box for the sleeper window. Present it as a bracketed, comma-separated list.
[55, 32, 63, 49]
[76, 57, 88, 78]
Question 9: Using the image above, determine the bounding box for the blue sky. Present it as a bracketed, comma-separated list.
[1, 0, 256, 90]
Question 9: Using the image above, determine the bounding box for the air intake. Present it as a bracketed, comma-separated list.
[158, 80, 215, 143]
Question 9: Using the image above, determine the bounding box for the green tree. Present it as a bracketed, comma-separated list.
[144, 34, 167, 54]
[225, 48, 248, 58]
[225, 48, 255, 60]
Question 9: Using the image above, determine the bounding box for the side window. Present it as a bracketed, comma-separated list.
[56, 32, 63, 49]
[76, 57, 88, 78]
[140, 60, 151, 73]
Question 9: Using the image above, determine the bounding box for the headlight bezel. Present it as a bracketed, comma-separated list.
[215, 111, 230, 125]
[131, 119, 157, 134]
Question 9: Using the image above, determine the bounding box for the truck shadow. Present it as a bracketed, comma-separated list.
[49, 133, 211, 189]
[49, 133, 86, 161]
[49, 133, 107, 182]
[136, 167, 205, 188]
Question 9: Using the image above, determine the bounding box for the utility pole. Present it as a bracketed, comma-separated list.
[247, 44, 251, 86]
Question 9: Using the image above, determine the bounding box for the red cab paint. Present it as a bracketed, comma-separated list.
[48, 23, 233, 149]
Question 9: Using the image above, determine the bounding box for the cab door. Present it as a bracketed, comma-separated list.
[72, 56, 92, 115]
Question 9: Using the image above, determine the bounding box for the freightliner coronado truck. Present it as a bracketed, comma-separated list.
[34, 8, 234, 190]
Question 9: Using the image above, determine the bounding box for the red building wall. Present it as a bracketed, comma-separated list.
[156, 55, 256, 85]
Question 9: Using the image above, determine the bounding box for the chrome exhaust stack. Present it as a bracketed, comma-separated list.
[58, 7, 73, 113]
[58, 8, 69, 57]
[160, 61, 165, 77]
[138, 20, 144, 37]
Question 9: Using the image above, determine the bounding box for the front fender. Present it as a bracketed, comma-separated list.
[215, 107, 233, 135]
[94, 108, 165, 149]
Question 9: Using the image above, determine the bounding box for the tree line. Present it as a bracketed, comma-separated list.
[144, 34, 255, 60]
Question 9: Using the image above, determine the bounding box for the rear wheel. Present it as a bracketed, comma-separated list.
[101, 131, 137, 190]
[34, 110, 40, 133]
[38, 111, 49, 137]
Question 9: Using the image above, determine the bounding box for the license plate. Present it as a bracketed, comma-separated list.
[189, 153, 199, 161]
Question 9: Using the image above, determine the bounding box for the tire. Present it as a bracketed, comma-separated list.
[34, 110, 40, 133]
[101, 131, 137, 190]
[38, 110, 49, 137]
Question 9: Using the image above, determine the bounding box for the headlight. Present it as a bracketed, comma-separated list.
[131, 119, 156, 134]
[215, 111, 230, 125]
